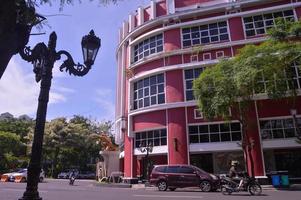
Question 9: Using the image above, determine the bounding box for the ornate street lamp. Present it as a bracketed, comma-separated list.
[139, 142, 153, 181]
[18, 30, 100, 200]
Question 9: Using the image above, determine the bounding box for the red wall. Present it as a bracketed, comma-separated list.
[242, 0, 291, 12]
[124, 133, 132, 177]
[156, 1, 167, 17]
[144, 7, 151, 22]
[175, 0, 212, 8]
[134, 59, 164, 75]
[166, 70, 184, 103]
[167, 107, 188, 164]
[133, 110, 166, 131]
[295, 6, 301, 20]
[164, 29, 182, 52]
[257, 97, 301, 118]
[229, 17, 245, 41]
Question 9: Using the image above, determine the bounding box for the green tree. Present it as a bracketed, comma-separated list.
[0, 131, 25, 172]
[193, 19, 301, 177]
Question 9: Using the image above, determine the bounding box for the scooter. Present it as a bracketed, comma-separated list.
[220, 172, 262, 195]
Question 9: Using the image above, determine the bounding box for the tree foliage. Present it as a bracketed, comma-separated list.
[193, 19, 301, 176]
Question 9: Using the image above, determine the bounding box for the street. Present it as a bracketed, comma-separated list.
[0, 179, 300, 200]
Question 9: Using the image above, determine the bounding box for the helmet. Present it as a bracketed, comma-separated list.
[231, 160, 239, 166]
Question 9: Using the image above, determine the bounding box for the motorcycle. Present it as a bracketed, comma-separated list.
[220, 172, 262, 195]
[69, 176, 75, 185]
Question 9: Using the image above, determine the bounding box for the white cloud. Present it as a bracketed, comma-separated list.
[0, 58, 70, 117]
[94, 88, 115, 121]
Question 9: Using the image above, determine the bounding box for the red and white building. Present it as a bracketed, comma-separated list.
[115, 0, 301, 180]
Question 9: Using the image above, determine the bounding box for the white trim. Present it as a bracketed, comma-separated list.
[190, 54, 198, 62]
[132, 126, 167, 134]
[216, 50, 225, 59]
[203, 52, 212, 61]
[258, 114, 301, 121]
[138, 7, 144, 26]
[166, 0, 175, 14]
[188, 119, 240, 126]
[119, 151, 125, 158]
[129, 101, 197, 117]
[130, 59, 219, 82]
[185, 106, 190, 165]
[150, 0, 156, 20]
[134, 145, 168, 155]
[117, 2, 301, 53]
[194, 108, 203, 119]
[262, 138, 301, 149]
[129, 36, 267, 69]
[190, 142, 242, 153]
[166, 109, 170, 164]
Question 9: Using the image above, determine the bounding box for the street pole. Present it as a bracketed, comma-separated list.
[18, 30, 100, 200]
[19, 33, 56, 200]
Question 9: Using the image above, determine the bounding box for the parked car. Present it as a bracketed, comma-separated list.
[2, 168, 22, 182]
[57, 169, 79, 179]
[77, 171, 95, 179]
[10, 168, 45, 182]
[149, 164, 220, 192]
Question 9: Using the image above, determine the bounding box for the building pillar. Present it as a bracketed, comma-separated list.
[245, 101, 265, 177]
[124, 133, 134, 177]
[167, 107, 188, 164]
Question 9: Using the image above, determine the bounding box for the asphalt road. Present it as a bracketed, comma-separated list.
[0, 179, 300, 200]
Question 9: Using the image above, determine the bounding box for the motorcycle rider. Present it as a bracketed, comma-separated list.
[69, 170, 76, 185]
[229, 160, 243, 189]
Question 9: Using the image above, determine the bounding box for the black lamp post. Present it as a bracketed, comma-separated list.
[18, 30, 100, 200]
[139, 142, 153, 181]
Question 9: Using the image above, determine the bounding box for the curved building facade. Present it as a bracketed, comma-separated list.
[115, 0, 301, 180]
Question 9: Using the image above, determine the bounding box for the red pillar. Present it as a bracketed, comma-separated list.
[124, 133, 134, 177]
[167, 107, 188, 164]
[228, 17, 245, 41]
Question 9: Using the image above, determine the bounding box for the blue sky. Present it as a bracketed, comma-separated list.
[0, 0, 149, 121]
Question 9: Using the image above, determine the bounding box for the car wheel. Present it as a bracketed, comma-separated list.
[200, 180, 212, 192]
[39, 177, 44, 182]
[157, 180, 168, 191]
[21, 177, 26, 182]
[169, 187, 176, 191]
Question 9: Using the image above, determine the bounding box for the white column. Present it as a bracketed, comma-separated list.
[137, 6, 144, 26]
[166, 0, 175, 14]
[150, 0, 156, 20]
[122, 21, 129, 39]
[129, 13, 135, 32]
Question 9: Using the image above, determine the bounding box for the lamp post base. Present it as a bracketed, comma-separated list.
[19, 191, 42, 200]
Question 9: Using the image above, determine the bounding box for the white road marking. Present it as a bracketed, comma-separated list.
[133, 194, 203, 198]
[1, 188, 48, 193]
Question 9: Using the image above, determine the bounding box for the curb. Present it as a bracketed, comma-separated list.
[94, 182, 132, 188]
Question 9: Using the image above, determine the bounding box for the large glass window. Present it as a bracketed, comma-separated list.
[133, 74, 165, 110]
[184, 68, 206, 101]
[243, 10, 295, 37]
[254, 63, 301, 94]
[182, 21, 229, 48]
[134, 34, 163, 62]
[260, 117, 301, 140]
[188, 122, 242, 144]
[135, 129, 167, 148]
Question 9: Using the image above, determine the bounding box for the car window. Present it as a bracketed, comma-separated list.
[155, 166, 166, 173]
[166, 166, 179, 173]
[179, 166, 195, 174]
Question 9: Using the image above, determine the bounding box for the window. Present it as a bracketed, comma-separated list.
[135, 129, 167, 148]
[184, 68, 206, 101]
[216, 51, 225, 59]
[134, 34, 163, 62]
[179, 166, 195, 174]
[166, 166, 180, 173]
[182, 21, 229, 48]
[243, 10, 295, 37]
[255, 63, 301, 94]
[203, 53, 211, 61]
[260, 117, 300, 140]
[188, 122, 242, 144]
[133, 74, 165, 110]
